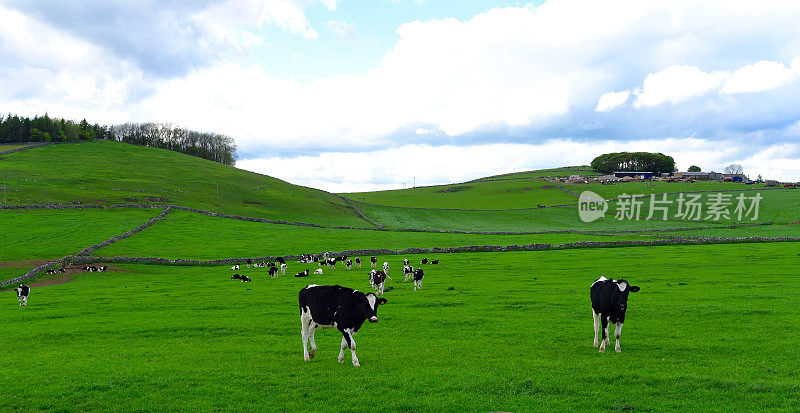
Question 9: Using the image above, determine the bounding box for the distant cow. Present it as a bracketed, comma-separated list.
[98, 265, 107, 272]
[46, 268, 55, 275]
[281, 263, 287, 275]
[295, 269, 310, 277]
[382, 262, 389, 275]
[231, 273, 242, 280]
[413, 268, 425, 291]
[15, 285, 30, 306]
[369, 270, 388, 295]
[276, 257, 286, 265]
[591, 276, 640, 353]
[346, 260, 353, 270]
[246, 258, 253, 268]
[314, 269, 324, 275]
[230, 265, 240, 271]
[268, 266, 279, 278]
[299, 284, 387, 366]
[430, 259, 439, 265]
[403, 266, 414, 282]
[355, 257, 362, 269]
[240, 275, 251, 282]
[403, 258, 409, 267]
[420, 258, 428, 265]
[370, 256, 377, 268]
[57, 268, 65, 274]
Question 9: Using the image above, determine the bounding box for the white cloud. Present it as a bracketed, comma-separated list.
[326, 20, 359, 40]
[634, 66, 728, 107]
[196, 0, 319, 41]
[320, 0, 339, 10]
[721, 60, 799, 94]
[595, 91, 631, 112]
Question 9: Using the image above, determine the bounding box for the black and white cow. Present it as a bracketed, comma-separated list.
[382, 261, 389, 276]
[346, 260, 353, 270]
[328, 258, 337, 269]
[369, 270, 388, 295]
[57, 268, 65, 274]
[299, 284, 387, 367]
[240, 275, 251, 282]
[230, 264, 240, 271]
[430, 259, 439, 265]
[98, 265, 107, 272]
[403, 258, 409, 267]
[246, 258, 253, 268]
[413, 268, 424, 291]
[355, 257, 362, 269]
[46, 268, 55, 275]
[280, 263, 287, 275]
[403, 265, 414, 282]
[420, 258, 428, 265]
[314, 268, 324, 275]
[15, 285, 30, 306]
[590, 276, 640, 353]
[295, 269, 310, 277]
[276, 257, 286, 265]
[268, 266, 279, 278]
[370, 256, 377, 268]
[231, 273, 242, 280]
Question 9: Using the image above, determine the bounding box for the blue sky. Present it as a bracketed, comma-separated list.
[2, 0, 800, 191]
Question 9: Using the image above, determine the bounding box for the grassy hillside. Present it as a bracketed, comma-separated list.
[3, 245, 799, 410]
[0, 141, 366, 227]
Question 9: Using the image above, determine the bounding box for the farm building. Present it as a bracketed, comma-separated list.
[613, 171, 653, 179]
[672, 171, 723, 180]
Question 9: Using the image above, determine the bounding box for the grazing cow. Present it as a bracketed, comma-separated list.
[591, 276, 640, 353]
[246, 258, 253, 268]
[403, 266, 414, 282]
[355, 257, 362, 269]
[46, 269, 55, 275]
[231, 273, 242, 280]
[98, 266, 107, 272]
[241, 275, 251, 283]
[280, 263, 287, 275]
[268, 266, 279, 278]
[370, 256, 377, 268]
[15, 285, 30, 306]
[329, 258, 337, 270]
[369, 270, 388, 295]
[314, 269, 324, 275]
[57, 268, 65, 274]
[276, 257, 286, 265]
[299, 284, 387, 366]
[341, 255, 348, 264]
[295, 269, 310, 277]
[346, 260, 353, 270]
[230, 265, 240, 271]
[413, 268, 425, 291]
[420, 258, 428, 265]
[430, 259, 439, 265]
[382, 262, 389, 276]
[403, 258, 409, 266]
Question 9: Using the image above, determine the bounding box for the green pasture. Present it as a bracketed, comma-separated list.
[471, 165, 599, 181]
[94, 209, 677, 260]
[0, 208, 161, 263]
[3, 244, 800, 411]
[0, 141, 366, 227]
[0, 144, 32, 152]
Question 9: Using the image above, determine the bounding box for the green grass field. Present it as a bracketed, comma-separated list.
[3, 245, 800, 411]
[4, 142, 800, 411]
[0, 143, 34, 152]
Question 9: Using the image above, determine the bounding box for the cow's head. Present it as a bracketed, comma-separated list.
[364, 293, 388, 323]
[615, 279, 640, 311]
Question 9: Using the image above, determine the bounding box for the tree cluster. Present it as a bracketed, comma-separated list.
[0, 113, 237, 165]
[590, 152, 676, 174]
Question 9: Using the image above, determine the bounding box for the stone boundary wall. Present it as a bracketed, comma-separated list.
[77, 206, 173, 255]
[0, 142, 63, 156]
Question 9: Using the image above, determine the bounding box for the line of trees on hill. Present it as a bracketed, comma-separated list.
[590, 152, 676, 174]
[0, 113, 237, 165]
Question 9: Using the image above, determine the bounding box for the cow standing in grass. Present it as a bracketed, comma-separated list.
[355, 257, 362, 269]
[591, 276, 640, 353]
[15, 285, 30, 306]
[299, 284, 387, 366]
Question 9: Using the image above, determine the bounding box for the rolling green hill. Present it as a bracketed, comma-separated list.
[0, 141, 366, 227]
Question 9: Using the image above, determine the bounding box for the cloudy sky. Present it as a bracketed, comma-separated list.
[2, 0, 800, 191]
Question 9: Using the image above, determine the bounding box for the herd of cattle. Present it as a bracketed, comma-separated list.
[11, 254, 641, 364]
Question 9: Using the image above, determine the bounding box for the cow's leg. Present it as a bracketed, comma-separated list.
[344, 328, 360, 367]
[592, 309, 600, 347]
[23, 296, 27, 306]
[338, 336, 348, 363]
[614, 323, 623, 353]
[301, 311, 312, 361]
[599, 316, 609, 353]
[309, 324, 318, 359]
